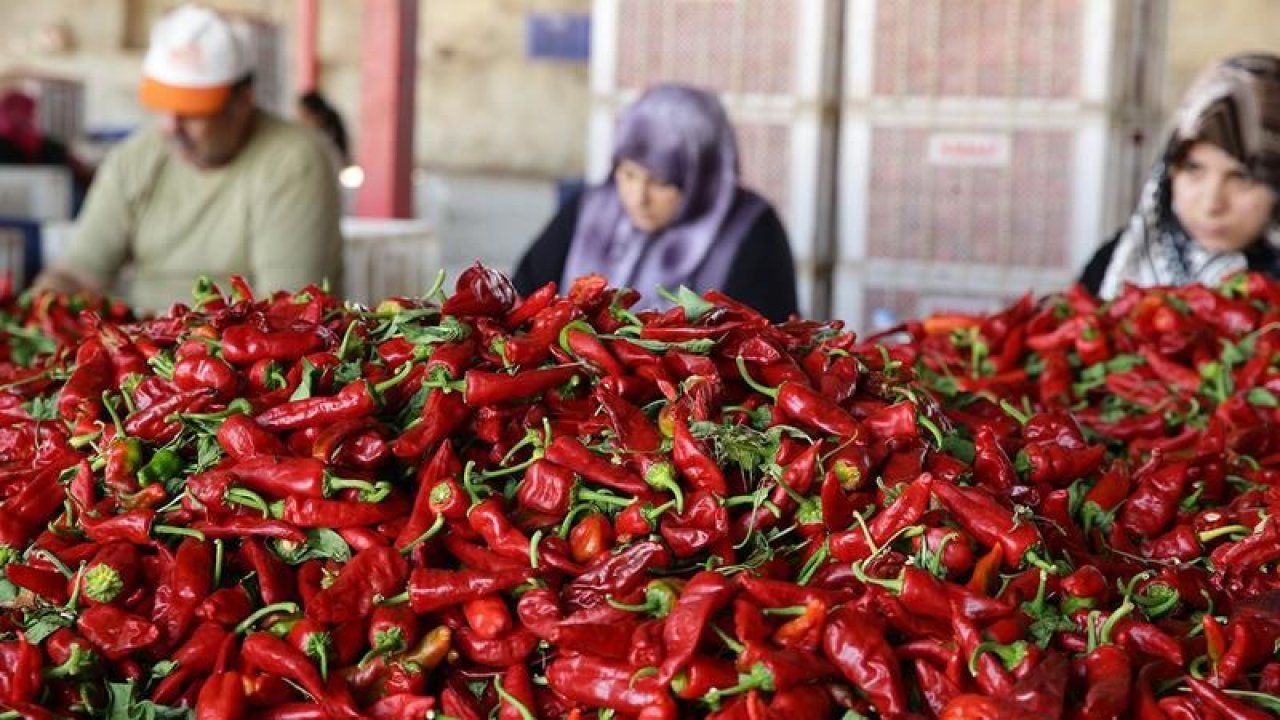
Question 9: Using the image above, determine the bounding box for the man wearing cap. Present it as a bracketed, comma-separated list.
[35, 4, 344, 312]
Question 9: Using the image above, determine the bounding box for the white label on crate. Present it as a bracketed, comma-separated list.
[926, 132, 1011, 168]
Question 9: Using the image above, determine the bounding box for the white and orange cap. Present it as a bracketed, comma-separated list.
[139, 4, 252, 116]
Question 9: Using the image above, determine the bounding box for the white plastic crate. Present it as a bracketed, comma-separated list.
[0, 168, 73, 222]
[836, 0, 1167, 322]
[0, 71, 84, 144]
[831, 261, 1074, 332]
[0, 228, 27, 287]
[341, 218, 442, 306]
[592, 0, 839, 101]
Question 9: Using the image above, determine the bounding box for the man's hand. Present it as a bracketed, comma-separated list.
[32, 264, 101, 296]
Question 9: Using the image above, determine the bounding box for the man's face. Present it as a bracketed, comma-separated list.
[157, 86, 254, 168]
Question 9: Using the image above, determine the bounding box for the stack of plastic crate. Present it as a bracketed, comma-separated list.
[832, 0, 1168, 330]
[0, 70, 83, 145]
[588, 0, 842, 317]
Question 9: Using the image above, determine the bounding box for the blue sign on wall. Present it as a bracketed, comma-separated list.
[526, 13, 590, 62]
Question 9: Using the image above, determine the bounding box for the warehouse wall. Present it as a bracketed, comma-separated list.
[0, 0, 591, 178]
[1166, 0, 1280, 106]
[1, 0, 1277, 178]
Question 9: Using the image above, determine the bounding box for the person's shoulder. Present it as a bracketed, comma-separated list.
[105, 125, 168, 165]
[245, 111, 332, 169]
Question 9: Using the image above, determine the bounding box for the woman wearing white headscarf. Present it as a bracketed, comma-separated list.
[513, 84, 798, 322]
[1081, 53, 1280, 299]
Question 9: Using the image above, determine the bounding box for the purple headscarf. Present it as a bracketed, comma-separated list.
[561, 84, 767, 308]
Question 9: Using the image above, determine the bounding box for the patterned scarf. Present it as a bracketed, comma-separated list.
[1099, 54, 1280, 300]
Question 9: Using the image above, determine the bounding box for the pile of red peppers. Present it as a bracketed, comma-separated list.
[0, 265, 1277, 719]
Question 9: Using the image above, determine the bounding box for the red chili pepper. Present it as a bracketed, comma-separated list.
[77, 541, 140, 606]
[660, 489, 730, 558]
[279, 491, 409, 529]
[1185, 675, 1273, 720]
[79, 508, 202, 545]
[822, 605, 908, 716]
[76, 605, 160, 661]
[306, 546, 409, 624]
[197, 587, 254, 626]
[495, 663, 538, 720]
[190, 515, 307, 544]
[0, 636, 42, 706]
[736, 357, 863, 438]
[5, 563, 69, 605]
[395, 441, 459, 550]
[671, 413, 728, 495]
[830, 472, 933, 562]
[515, 458, 577, 517]
[229, 456, 381, 500]
[214, 412, 285, 461]
[454, 626, 538, 667]
[57, 338, 112, 420]
[220, 325, 327, 365]
[932, 478, 1042, 569]
[406, 567, 533, 614]
[444, 263, 519, 318]
[390, 387, 471, 461]
[1139, 345, 1202, 393]
[461, 365, 579, 406]
[1119, 461, 1189, 539]
[564, 540, 670, 610]
[568, 511, 613, 565]
[656, 571, 736, 683]
[546, 654, 677, 719]
[173, 354, 240, 401]
[506, 281, 557, 328]
[544, 435, 649, 496]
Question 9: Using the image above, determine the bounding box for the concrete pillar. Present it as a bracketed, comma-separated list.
[356, 0, 418, 218]
[295, 0, 319, 92]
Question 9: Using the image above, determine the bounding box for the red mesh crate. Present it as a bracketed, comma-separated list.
[871, 0, 1083, 99]
[863, 126, 1073, 268]
[615, 0, 802, 96]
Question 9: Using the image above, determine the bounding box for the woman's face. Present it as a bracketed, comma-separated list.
[1171, 141, 1277, 254]
[615, 159, 684, 233]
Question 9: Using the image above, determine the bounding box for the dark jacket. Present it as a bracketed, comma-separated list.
[513, 192, 800, 323]
[1079, 232, 1280, 297]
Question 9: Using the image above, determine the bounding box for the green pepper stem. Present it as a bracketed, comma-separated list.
[100, 391, 127, 435]
[644, 462, 685, 514]
[576, 488, 635, 508]
[379, 591, 410, 606]
[761, 605, 809, 617]
[225, 487, 271, 517]
[917, 414, 945, 447]
[153, 525, 206, 541]
[172, 398, 253, 423]
[734, 356, 779, 400]
[850, 561, 904, 596]
[399, 514, 446, 555]
[213, 539, 225, 588]
[1197, 524, 1253, 543]
[998, 399, 1030, 426]
[796, 540, 828, 586]
[493, 675, 538, 720]
[374, 361, 416, 395]
[234, 601, 301, 634]
[702, 663, 775, 707]
[326, 476, 380, 496]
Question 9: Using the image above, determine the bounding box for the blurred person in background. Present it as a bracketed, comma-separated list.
[513, 83, 798, 323]
[298, 90, 351, 172]
[1081, 53, 1280, 299]
[0, 90, 93, 195]
[34, 3, 343, 313]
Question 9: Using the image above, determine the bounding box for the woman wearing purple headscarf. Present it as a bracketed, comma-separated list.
[1080, 53, 1280, 298]
[513, 84, 798, 322]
